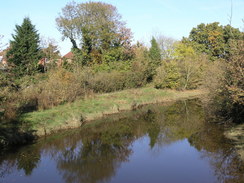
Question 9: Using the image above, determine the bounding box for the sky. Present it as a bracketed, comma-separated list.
[0, 0, 243, 55]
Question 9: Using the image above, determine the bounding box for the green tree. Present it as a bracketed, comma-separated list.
[56, 2, 132, 65]
[148, 37, 161, 80]
[149, 37, 161, 64]
[174, 42, 207, 89]
[226, 39, 244, 106]
[154, 60, 181, 89]
[187, 22, 242, 60]
[220, 39, 244, 122]
[223, 24, 244, 59]
[7, 17, 41, 76]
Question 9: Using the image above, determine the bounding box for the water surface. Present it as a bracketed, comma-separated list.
[0, 99, 243, 183]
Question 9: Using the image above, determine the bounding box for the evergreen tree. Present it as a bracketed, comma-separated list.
[7, 17, 41, 76]
[148, 37, 161, 80]
[149, 37, 161, 62]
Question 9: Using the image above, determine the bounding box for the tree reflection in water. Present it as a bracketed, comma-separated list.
[0, 99, 243, 183]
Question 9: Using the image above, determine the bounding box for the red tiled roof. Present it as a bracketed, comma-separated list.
[63, 52, 74, 59]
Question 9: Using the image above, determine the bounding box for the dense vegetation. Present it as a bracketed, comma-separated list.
[0, 1, 243, 147]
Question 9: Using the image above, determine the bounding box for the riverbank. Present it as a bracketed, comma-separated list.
[225, 124, 244, 161]
[21, 87, 208, 136]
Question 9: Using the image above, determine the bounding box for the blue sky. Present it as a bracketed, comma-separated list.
[1, 0, 243, 55]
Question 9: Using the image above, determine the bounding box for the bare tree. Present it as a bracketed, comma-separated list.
[228, 0, 233, 26]
[40, 37, 61, 60]
[0, 35, 7, 52]
[156, 34, 176, 60]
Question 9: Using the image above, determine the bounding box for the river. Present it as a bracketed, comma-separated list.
[0, 99, 243, 183]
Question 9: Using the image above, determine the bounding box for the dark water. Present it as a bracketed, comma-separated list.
[0, 99, 244, 183]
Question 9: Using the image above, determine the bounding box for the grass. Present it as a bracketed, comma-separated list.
[21, 87, 207, 136]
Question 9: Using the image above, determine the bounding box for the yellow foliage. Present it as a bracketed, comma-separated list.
[173, 42, 195, 59]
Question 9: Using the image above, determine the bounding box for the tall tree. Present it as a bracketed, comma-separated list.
[56, 1, 132, 65]
[187, 22, 242, 60]
[221, 39, 244, 122]
[148, 37, 161, 80]
[7, 17, 41, 76]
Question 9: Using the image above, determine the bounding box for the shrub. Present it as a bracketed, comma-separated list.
[20, 68, 85, 110]
[202, 60, 225, 93]
[86, 71, 125, 93]
[154, 60, 181, 89]
[0, 72, 20, 120]
[178, 54, 208, 89]
[124, 71, 147, 88]
[86, 70, 147, 93]
[92, 60, 132, 73]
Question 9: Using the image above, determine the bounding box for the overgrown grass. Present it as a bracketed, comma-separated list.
[21, 87, 207, 136]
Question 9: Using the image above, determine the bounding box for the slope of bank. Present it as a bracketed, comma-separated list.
[21, 87, 208, 136]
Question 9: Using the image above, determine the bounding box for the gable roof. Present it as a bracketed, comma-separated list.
[63, 52, 74, 59]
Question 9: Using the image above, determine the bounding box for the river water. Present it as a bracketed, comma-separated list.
[0, 99, 243, 183]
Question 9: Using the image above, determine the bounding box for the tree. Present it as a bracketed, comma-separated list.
[7, 17, 41, 76]
[56, 2, 132, 65]
[154, 60, 181, 89]
[40, 37, 60, 60]
[223, 24, 244, 58]
[226, 40, 244, 104]
[187, 22, 242, 60]
[174, 42, 207, 89]
[156, 35, 176, 60]
[220, 39, 244, 122]
[148, 37, 161, 80]
[149, 37, 161, 63]
[0, 35, 6, 52]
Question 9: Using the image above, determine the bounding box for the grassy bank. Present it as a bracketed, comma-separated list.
[21, 87, 207, 136]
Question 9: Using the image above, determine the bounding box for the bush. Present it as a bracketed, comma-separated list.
[124, 71, 147, 88]
[21, 68, 85, 110]
[86, 71, 125, 93]
[0, 72, 20, 120]
[0, 72, 13, 103]
[14, 66, 148, 111]
[178, 54, 208, 90]
[202, 60, 225, 93]
[86, 70, 147, 93]
[92, 60, 132, 73]
[154, 60, 181, 89]
[1, 55, 149, 119]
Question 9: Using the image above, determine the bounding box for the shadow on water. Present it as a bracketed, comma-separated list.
[0, 99, 244, 183]
[0, 118, 37, 156]
[0, 97, 39, 153]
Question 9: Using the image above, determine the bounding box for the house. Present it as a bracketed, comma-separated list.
[63, 51, 74, 63]
[2, 58, 7, 66]
[0, 51, 75, 71]
[38, 57, 48, 66]
[0, 54, 8, 70]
